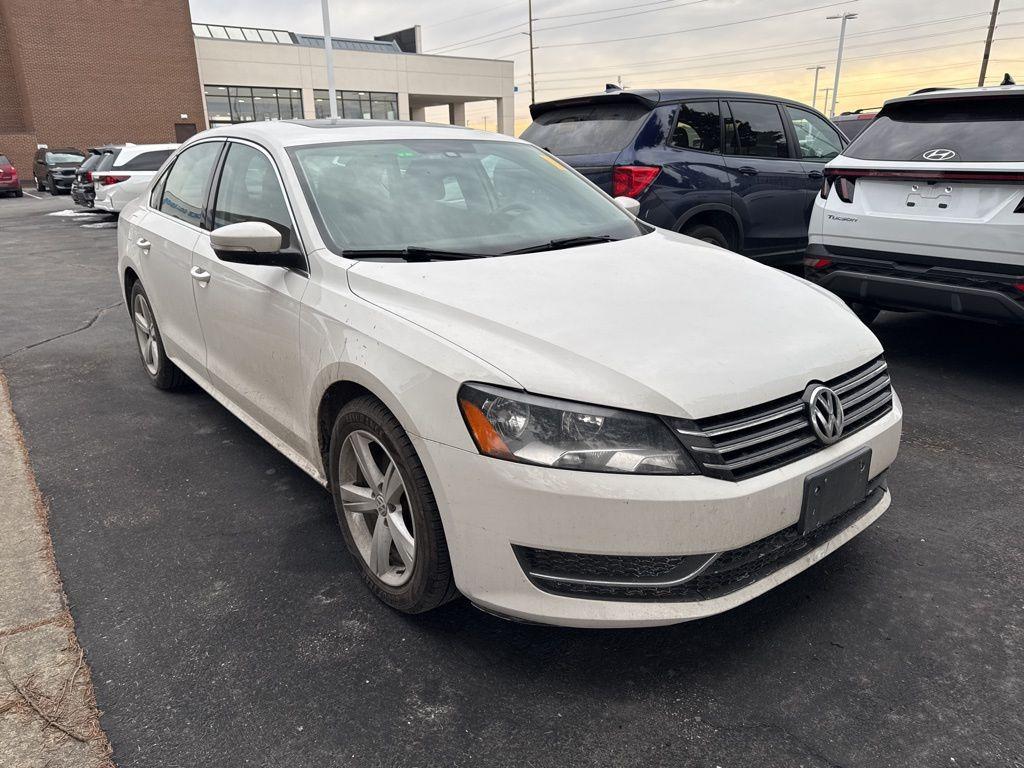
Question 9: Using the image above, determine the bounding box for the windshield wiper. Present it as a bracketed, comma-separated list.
[503, 235, 619, 255]
[342, 246, 487, 262]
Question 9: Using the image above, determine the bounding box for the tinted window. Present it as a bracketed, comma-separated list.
[670, 101, 721, 153]
[784, 106, 843, 162]
[835, 118, 873, 141]
[846, 96, 1024, 162]
[0, 155, 9, 165]
[726, 101, 789, 158]
[290, 139, 647, 255]
[96, 151, 120, 172]
[213, 144, 294, 249]
[521, 102, 650, 155]
[117, 150, 174, 171]
[159, 142, 222, 227]
[78, 154, 103, 173]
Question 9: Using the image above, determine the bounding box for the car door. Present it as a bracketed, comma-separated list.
[190, 139, 309, 452]
[723, 100, 809, 259]
[782, 104, 847, 242]
[647, 100, 732, 231]
[138, 139, 224, 378]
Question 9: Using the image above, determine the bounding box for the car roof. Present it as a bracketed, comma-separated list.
[884, 82, 1024, 107]
[530, 87, 824, 119]
[192, 119, 522, 149]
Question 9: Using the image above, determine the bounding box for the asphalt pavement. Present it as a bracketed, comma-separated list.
[1, 193, 1022, 767]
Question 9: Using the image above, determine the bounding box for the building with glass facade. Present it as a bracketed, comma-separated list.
[193, 23, 515, 134]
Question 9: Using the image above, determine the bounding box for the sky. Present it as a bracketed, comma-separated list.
[188, 0, 1021, 134]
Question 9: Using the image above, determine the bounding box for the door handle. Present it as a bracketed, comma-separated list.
[190, 266, 211, 285]
[136, 237, 151, 252]
[737, 166, 759, 176]
[807, 169, 824, 180]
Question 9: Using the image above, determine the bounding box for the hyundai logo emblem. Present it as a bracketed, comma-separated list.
[922, 148, 956, 161]
[804, 384, 845, 445]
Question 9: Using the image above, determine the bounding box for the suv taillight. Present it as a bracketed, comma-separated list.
[85, 171, 93, 182]
[612, 165, 661, 198]
[822, 170, 855, 203]
[100, 175, 128, 185]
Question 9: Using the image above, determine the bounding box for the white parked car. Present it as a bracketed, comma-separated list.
[94, 143, 178, 213]
[117, 121, 902, 627]
[808, 80, 1024, 325]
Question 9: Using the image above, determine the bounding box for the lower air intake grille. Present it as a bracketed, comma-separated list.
[673, 357, 894, 481]
[515, 472, 887, 602]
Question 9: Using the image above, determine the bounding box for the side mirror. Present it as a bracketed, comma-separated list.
[613, 196, 641, 216]
[210, 222, 303, 270]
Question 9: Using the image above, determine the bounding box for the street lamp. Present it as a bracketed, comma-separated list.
[806, 66, 826, 109]
[321, 0, 338, 118]
[826, 12, 857, 118]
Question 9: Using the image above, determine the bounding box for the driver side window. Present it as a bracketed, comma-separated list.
[784, 106, 844, 162]
[213, 143, 294, 249]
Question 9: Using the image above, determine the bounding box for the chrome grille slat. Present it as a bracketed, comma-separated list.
[675, 357, 894, 481]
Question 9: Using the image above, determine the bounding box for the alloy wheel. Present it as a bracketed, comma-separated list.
[338, 430, 416, 587]
[132, 293, 160, 376]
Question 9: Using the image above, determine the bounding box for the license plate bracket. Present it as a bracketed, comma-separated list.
[799, 447, 872, 535]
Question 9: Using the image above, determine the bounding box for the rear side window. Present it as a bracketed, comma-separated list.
[158, 142, 222, 227]
[116, 150, 174, 171]
[846, 96, 1024, 162]
[521, 102, 650, 155]
[726, 101, 789, 158]
[670, 101, 721, 153]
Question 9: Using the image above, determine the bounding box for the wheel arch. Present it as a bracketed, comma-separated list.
[675, 204, 744, 251]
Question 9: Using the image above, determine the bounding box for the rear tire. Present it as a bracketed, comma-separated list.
[683, 223, 730, 250]
[847, 302, 880, 325]
[14, 189, 23, 198]
[128, 282, 187, 390]
[329, 396, 458, 614]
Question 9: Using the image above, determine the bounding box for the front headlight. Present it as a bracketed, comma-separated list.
[457, 383, 698, 475]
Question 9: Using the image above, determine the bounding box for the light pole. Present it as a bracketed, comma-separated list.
[979, 0, 1001, 86]
[820, 87, 832, 113]
[528, 0, 536, 104]
[321, 0, 338, 118]
[807, 66, 826, 109]
[826, 12, 857, 118]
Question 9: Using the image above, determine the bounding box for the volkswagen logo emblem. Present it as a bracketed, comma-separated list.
[804, 384, 845, 445]
[922, 148, 956, 161]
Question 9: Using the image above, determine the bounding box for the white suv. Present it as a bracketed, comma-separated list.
[807, 80, 1024, 325]
[94, 143, 178, 213]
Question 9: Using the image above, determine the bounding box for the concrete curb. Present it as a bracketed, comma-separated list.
[0, 370, 114, 768]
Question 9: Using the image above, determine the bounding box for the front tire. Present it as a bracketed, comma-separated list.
[47, 175, 58, 196]
[329, 396, 457, 614]
[36, 176, 45, 192]
[129, 282, 187, 390]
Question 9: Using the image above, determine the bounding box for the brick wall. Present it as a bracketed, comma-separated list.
[0, 0, 205, 180]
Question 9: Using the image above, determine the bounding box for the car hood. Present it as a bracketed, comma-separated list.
[345, 230, 883, 419]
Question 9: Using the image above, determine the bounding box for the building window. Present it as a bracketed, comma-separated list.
[313, 90, 398, 120]
[204, 86, 303, 126]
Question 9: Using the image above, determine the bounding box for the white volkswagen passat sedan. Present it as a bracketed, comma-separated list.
[116, 120, 902, 628]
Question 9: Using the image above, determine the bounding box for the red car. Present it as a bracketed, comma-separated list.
[0, 153, 23, 197]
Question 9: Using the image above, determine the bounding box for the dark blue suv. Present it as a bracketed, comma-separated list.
[521, 87, 847, 265]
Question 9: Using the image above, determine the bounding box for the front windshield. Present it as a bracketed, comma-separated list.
[289, 139, 647, 256]
[46, 152, 85, 165]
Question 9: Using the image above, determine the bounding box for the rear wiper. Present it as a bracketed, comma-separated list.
[504, 235, 618, 255]
[342, 246, 487, 262]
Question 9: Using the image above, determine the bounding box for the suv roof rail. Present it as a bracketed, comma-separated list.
[839, 107, 878, 115]
[910, 86, 957, 95]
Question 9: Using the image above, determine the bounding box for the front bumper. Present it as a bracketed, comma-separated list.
[806, 244, 1024, 324]
[413, 396, 902, 627]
